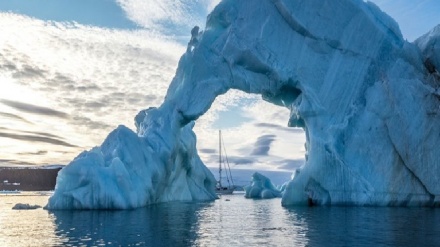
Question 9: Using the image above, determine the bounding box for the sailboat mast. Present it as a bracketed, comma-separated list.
[219, 130, 222, 188]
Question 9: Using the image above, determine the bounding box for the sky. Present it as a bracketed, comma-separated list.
[0, 0, 439, 180]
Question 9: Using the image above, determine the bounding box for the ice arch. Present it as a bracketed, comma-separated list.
[47, 0, 440, 209]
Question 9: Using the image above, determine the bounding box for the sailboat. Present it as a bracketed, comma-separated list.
[215, 130, 236, 195]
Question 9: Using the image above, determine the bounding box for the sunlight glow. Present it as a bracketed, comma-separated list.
[0, 77, 44, 103]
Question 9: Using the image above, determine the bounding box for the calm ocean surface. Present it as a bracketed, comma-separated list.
[1, 192, 440, 247]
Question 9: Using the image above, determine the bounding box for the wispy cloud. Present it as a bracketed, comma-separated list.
[0, 127, 66, 140]
[0, 159, 38, 167]
[0, 99, 69, 118]
[0, 112, 33, 124]
[254, 122, 305, 133]
[277, 159, 305, 170]
[17, 150, 48, 156]
[0, 132, 77, 148]
[251, 135, 276, 156]
[199, 148, 216, 154]
[115, 0, 219, 36]
[227, 157, 254, 165]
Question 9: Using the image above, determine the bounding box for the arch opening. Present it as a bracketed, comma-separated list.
[193, 89, 306, 187]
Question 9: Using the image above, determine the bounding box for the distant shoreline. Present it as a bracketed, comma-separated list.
[0, 167, 62, 191]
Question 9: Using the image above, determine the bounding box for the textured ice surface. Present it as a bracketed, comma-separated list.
[415, 24, 440, 78]
[48, 0, 440, 209]
[244, 172, 283, 199]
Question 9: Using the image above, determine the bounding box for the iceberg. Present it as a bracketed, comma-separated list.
[12, 203, 42, 210]
[244, 172, 283, 199]
[47, 0, 440, 209]
[47, 110, 217, 209]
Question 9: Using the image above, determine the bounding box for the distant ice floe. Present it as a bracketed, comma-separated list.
[244, 172, 283, 199]
[12, 203, 41, 210]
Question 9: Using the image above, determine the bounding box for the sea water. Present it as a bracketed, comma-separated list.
[1, 192, 440, 247]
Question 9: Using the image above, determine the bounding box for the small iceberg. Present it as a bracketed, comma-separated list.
[12, 203, 42, 210]
[244, 172, 283, 199]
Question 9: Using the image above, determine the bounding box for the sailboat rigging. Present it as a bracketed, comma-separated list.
[216, 130, 236, 194]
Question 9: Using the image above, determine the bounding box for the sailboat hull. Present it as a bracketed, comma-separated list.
[215, 187, 235, 195]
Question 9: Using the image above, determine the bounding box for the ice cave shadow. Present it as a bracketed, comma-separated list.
[49, 201, 214, 246]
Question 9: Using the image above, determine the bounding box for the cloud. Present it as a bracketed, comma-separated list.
[0, 112, 33, 124]
[0, 159, 37, 166]
[22, 130, 65, 139]
[115, 0, 218, 36]
[254, 122, 305, 133]
[199, 148, 216, 154]
[251, 134, 276, 156]
[70, 116, 113, 132]
[277, 159, 305, 170]
[227, 157, 255, 165]
[0, 99, 69, 118]
[254, 122, 284, 129]
[0, 132, 77, 147]
[17, 150, 48, 156]
[203, 153, 255, 166]
[0, 127, 67, 140]
[12, 64, 47, 79]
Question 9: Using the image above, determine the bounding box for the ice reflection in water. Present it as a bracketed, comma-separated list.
[2, 194, 440, 247]
[288, 206, 440, 247]
[50, 195, 303, 247]
[51, 202, 204, 246]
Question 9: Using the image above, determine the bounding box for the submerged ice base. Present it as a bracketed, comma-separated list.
[48, 0, 440, 209]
